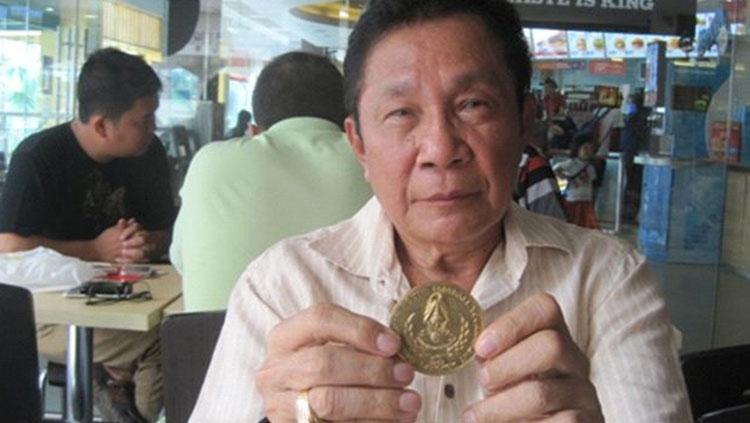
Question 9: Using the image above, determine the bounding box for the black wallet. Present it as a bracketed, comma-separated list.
[64, 281, 134, 299]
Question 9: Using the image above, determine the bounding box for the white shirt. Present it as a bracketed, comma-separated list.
[191, 198, 691, 422]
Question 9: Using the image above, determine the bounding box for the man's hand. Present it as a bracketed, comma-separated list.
[90, 218, 129, 262]
[463, 293, 603, 422]
[116, 218, 154, 263]
[256, 304, 422, 422]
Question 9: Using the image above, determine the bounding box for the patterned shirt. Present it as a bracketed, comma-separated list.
[192, 198, 691, 422]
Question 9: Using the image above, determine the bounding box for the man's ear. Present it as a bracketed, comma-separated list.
[89, 115, 109, 141]
[519, 94, 536, 148]
[344, 115, 370, 180]
[249, 124, 262, 136]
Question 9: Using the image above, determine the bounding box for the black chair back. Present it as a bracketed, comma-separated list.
[0, 283, 41, 422]
[699, 403, 750, 423]
[682, 344, 750, 421]
[161, 311, 226, 423]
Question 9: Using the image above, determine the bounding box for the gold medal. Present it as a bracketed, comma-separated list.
[390, 282, 483, 375]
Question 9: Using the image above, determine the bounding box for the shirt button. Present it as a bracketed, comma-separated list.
[444, 383, 455, 399]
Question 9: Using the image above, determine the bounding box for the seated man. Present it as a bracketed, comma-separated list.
[191, 1, 690, 422]
[169, 51, 372, 312]
[0, 48, 175, 422]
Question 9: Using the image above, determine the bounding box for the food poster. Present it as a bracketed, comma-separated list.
[531, 29, 568, 59]
[649, 35, 686, 58]
[604, 33, 649, 58]
[567, 31, 606, 59]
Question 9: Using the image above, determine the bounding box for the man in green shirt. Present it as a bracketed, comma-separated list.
[169, 52, 372, 311]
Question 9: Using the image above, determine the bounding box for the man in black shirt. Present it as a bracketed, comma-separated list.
[0, 48, 175, 422]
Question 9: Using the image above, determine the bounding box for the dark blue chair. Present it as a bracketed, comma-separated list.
[0, 283, 42, 422]
[161, 311, 226, 423]
[682, 344, 750, 422]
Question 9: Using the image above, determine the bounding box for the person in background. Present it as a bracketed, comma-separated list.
[191, 0, 689, 421]
[541, 77, 565, 120]
[620, 90, 650, 222]
[593, 92, 624, 157]
[0, 48, 175, 422]
[515, 110, 566, 220]
[225, 109, 253, 139]
[169, 51, 372, 312]
[541, 79, 576, 150]
[554, 138, 600, 229]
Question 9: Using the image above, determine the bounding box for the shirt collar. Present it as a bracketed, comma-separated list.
[263, 117, 341, 135]
[308, 198, 573, 305]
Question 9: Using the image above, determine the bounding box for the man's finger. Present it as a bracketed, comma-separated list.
[475, 293, 567, 359]
[480, 329, 589, 392]
[117, 247, 148, 263]
[262, 344, 415, 391]
[267, 304, 400, 357]
[122, 233, 148, 249]
[309, 387, 421, 421]
[119, 222, 143, 241]
[463, 377, 598, 422]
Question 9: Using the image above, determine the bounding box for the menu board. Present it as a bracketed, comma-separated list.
[531, 29, 568, 59]
[567, 31, 606, 59]
[604, 33, 649, 58]
[627, 34, 649, 56]
[646, 35, 685, 58]
[521, 12, 717, 61]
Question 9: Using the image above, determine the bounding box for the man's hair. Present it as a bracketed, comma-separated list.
[252, 52, 345, 130]
[344, 0, 531, 123]
[77, 48, 162, 123]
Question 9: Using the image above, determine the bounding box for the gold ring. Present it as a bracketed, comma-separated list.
[296, 390, 324, 422]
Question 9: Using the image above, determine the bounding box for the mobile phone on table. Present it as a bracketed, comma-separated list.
[64, 281, 133, 299]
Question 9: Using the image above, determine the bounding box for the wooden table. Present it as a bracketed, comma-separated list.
[33, 265, 182, 422]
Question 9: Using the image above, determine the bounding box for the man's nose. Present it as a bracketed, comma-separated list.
[415, 114, 471, 169]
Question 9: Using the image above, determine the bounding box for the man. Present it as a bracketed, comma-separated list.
[541, 77, 565, 121]
[0, 48, 175, 422]
[515, 143, 567, 220]
[169, 52, 372, 312]
[620, 91, 650, 221]
[191, 1, 690, 422]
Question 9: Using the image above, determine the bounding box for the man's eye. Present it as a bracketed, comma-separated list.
[461, 99, 489, 110]
[388, 108, 411, 118]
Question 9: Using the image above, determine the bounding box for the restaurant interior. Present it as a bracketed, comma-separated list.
[1, 0, 750, 421]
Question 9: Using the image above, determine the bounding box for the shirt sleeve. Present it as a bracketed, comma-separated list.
[588, 253, 693, 422]
[136, 139, 176, 231]
[189, 270, 281, 422]
[0, 153, 48, 236]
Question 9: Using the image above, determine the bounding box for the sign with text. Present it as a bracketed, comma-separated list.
[589, 60, 627, 75]
[533, 60, 586, 71]
[509, 0, 696, 36]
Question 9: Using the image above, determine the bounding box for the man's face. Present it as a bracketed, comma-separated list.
[346, 15, 533, 247]
[104, 96, 158, 157]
